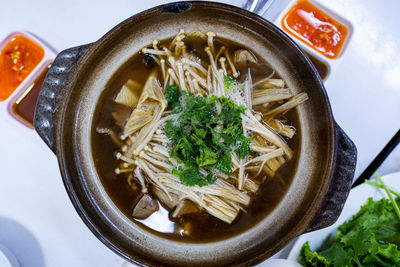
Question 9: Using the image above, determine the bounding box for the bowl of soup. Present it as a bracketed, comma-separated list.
[33, 1, 357, 266]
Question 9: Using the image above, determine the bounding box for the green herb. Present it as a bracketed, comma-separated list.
[300, 242, 331, 267]
[224, 75, 234, 92]
[172, 164, 215, 186]
[235, 134, 251, 159]
[165, 87, 250, 186]
[165, 84, 180, 106]
[216, 150, 232, 174]
[375, 172, 400, 222]
[365, 180, 400, 198]
[300, 174, 400, 267]
[224, 75, 243, 93]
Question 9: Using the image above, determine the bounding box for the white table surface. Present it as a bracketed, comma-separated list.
[0, 0, 399, 266]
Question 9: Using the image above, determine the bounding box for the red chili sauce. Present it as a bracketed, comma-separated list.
[282, 0, 348, 59]
[0, 35, 44, 101]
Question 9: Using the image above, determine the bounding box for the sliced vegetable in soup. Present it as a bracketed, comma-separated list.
[92, 29, 308, 242]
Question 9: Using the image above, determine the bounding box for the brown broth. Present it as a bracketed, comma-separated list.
[304, 51, 329, 80]
[91, 36, 301, 243]
[12, 64, 51, 127]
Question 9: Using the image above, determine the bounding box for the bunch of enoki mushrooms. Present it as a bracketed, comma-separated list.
[107, 29, 308, 225]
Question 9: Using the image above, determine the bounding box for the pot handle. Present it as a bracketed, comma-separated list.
[34, 44, 91, 153]
[306, 124, 357, 232]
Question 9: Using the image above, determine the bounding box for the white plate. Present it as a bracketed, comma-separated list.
[0, 244, 19, 267]
[287, 172, 400, 263]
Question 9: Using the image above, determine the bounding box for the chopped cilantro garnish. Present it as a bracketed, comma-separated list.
[216, 150, 232, 174]
[224, 75, 243, 93]
[165, 87, 250, 186]
[235, 134, 251, 159]
[172, 164, 215, 187]
[165, 84, 180, 106]
[224, 75, 234, 93]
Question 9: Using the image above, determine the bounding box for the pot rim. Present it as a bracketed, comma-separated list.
[53, 1, 337, 265]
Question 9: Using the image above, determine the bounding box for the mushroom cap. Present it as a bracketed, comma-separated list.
[233, 49, 257, 65]
[131, 193, 159, 219]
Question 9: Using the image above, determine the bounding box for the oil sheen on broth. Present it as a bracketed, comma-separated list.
[92, 32, 304, 242]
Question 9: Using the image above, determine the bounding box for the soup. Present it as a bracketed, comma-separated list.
[92, 30, 308, 242]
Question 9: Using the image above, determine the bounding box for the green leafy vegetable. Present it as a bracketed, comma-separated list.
[300, 175, 400, 267]
[235, 134, 251, 159]
[165, 87, 250, 186]
[165, 84, 180, 106]
[216, 150, 233, 174]
[365, 180, 400, 198]
[197, 146, 218, 167]
[300, 242, 331, 267]
[224, 75, 243, 93]
[375, 172, 400, 221]
[224, 75, 234, 93]
[172, 164, 215, 186]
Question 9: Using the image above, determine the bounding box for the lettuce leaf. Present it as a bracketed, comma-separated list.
[300, 197, 400, 266]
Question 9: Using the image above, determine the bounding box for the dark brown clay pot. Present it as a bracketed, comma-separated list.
[33, 1, 357, 266]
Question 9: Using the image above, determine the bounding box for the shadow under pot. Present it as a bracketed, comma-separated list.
[33, 1, 357, 266]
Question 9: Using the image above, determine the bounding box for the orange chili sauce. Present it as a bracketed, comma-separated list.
[0, 35, 44, 101]
[12, 64, 51, 127]
[282, 0, 348, 59]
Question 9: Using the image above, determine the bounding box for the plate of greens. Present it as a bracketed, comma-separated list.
[287, 172, 400, 266]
